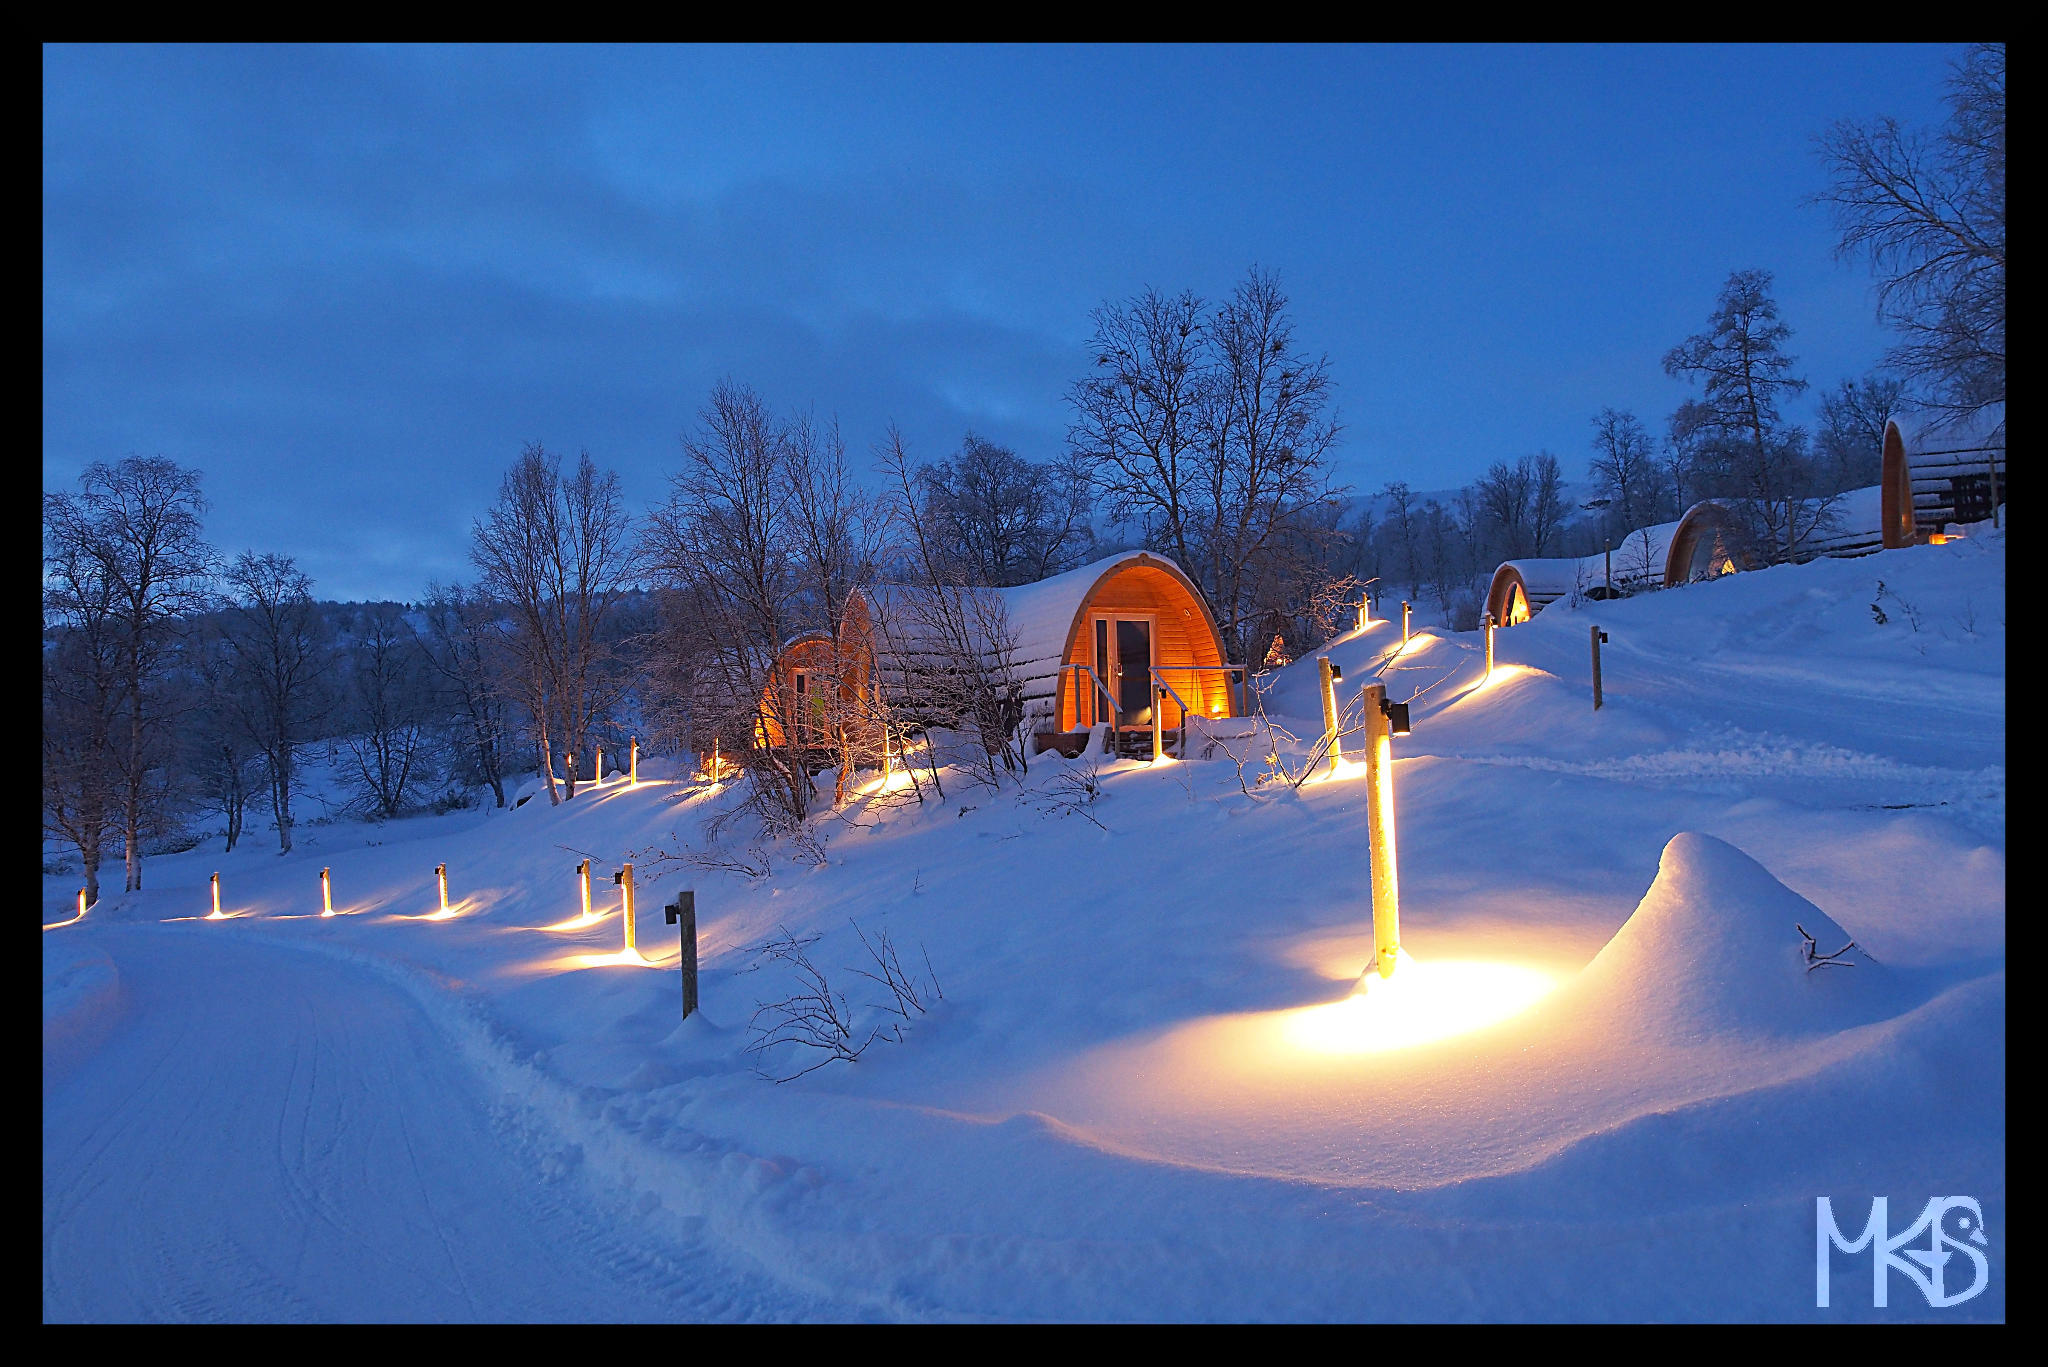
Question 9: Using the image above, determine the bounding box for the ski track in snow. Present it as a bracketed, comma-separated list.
[41, 925, 833, 1324]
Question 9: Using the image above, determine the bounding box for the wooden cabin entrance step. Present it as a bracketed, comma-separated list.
[1111, 726, 1181, 760]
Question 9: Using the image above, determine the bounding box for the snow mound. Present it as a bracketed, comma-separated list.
[1566, 832, 1894, 1043]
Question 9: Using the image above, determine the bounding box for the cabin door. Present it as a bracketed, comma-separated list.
[1090, 613, 1155, 727]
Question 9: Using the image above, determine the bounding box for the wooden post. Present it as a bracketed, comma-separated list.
[1591, 625, 1608, 711]
[1357, 591, 1371, 630]
[77, 887, 87, 919]
[669, 891, 699, 1021]
[321, 867, 332, 916]
[1401, 601, 1412, 646]
[210, 872, 221, 919]
[616, 863, 636, 953]
[1151, 685, 1165, 761]
[436, 862, 449, 912]
[1360, 682, 1401, 978]
[577, 858, 592, 920]
[1483, 612, 1495, 677]
[594, 746, 603, 787]
[1317, 656, 1341, 774]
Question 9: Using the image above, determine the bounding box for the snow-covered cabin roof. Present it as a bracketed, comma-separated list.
[846, 551, 1232, 729]
[1883, 404, 2007, 545]
[1485, 558, 1581, 623]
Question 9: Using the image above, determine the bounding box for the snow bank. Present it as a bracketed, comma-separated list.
[1563, 832, 1895, 1043]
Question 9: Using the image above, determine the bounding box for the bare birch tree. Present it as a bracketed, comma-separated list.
[340, 603, 436, 818]
[471, 443, 642, 805]
[221, 552, 329, 854]
[415, 581, 514, 808]
[44, 458, 214, 891]
[1815, 42, 2003, 419]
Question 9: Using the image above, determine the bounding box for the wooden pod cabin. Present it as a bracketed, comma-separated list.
[1484, 559, 1581, 625]
[1882, 407, 2007, 547]
[836, 551, 1241, 759]
[1000, 551, 1239, 752]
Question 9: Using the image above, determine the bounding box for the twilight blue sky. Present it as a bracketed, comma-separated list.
[43, 43, 1961, 603]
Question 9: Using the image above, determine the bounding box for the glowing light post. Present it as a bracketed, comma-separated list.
[1151, 684, 1167, 762]
[1357, 588, 1372, 631]
[1483, 612, 1496, 679]
[564, 753, 574, 794]
[1317, 656, 1344, 776]
[629, 737, 639, 785]
[209, 872, 223, 919]
[435, 862, 450, 914]
[76, 888, 88, 919]
[577, 858, 592, 920]
[321, 867, 333, 916]
[1401, 600, 1412, 648]
[1591, 625, 1608, 711]
[1360, 682, 1410, 979]
[593, 746, 604, 788]
[613, 863, 637, 954]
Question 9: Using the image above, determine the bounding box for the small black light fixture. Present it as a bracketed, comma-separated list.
[1329, 663, 1343, 683]
[1382, 698, 1412, 736]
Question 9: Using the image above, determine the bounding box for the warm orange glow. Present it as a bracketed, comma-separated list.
[435, 863, 449, 913]
[696, 739, 740, 783]
[321, 867, 333, 917]
[520, 946, 659, 974]
[1282, 958, 1558, 1054]
[629, 737, 639, 785]
[1927, 532, 1950, 545]
[44, 893, 90, 931]
[856, 767, 917, 796]
[208, 872, 224, 920]
[542, 909, 609, 932]
[1463, 663, 1529, 698]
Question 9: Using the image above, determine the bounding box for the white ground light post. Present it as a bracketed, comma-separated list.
[1360, 682, 1408, 980]
[1318, 656, 1343, 776]
[615, 863, 637, 954]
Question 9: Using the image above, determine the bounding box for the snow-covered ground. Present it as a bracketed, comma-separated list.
[44, 529, 2005, 1321]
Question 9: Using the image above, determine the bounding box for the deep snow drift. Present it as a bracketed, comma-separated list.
[45, 529, 2004, 1321]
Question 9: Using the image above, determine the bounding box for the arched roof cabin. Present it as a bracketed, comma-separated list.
[754, 629, 842, 750]
[1003, 551, 1237, 739]
[843, 551, 1239, 755]
[1485, 559, 1579, 625]
[1882, 407, 2007, 547]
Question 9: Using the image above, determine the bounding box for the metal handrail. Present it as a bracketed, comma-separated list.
[1148, 668, 1197, 719]
[1059, 662, 1120, 731]
[1149, 662, 1248, 720]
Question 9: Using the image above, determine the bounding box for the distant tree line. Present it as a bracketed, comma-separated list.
[44, 42, 2000, 889]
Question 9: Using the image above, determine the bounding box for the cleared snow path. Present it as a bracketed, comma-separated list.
[42, 926, 829, 1323]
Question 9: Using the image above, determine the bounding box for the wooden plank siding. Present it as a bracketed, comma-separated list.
[1053, 562, 1228, 731]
